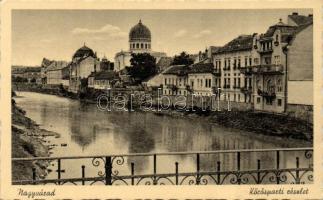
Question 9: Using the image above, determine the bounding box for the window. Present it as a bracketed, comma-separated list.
[254, 58, 259, 65]
[274, 55, 280, 65]
[136, 43, 139, 48]
[141, 43, 144, 48]
[277, 79, 282, 92]
[257, 97, 261, 104]
[278, 99, 282, 106]
[238, 78, 241, 88]
[238, 57, 241, 68]
[165, 78, 167, 85]
[249, 57, 252, 66]
[245, 57, 248, 67]
[145, 44, 147, 49]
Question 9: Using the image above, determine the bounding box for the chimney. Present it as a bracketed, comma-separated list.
[292, 12, 298, 15]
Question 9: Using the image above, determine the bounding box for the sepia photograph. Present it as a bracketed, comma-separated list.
[1, 0, 321, 199]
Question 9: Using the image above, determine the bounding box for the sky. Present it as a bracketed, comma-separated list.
[12, 9, 312, 66]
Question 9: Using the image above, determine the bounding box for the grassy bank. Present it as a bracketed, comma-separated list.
[152, 108, 312, 142]
[12, 92, 60, 182]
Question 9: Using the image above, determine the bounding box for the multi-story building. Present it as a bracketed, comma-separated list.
[252, 14, 312, 113]
[213, 34, 254, 103]
[162, 65, 189, 96]
[46, 61, 68, 85]
[286, 13, 313, 115]
[69, 45, 101, 93]
[88, 71, 119, 90]
[114, 20, 166, 72]
[187, 62, 220, 96]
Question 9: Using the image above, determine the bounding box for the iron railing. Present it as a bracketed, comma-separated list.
[12, 148, 313, 185]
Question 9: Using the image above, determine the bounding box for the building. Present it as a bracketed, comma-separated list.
[88, 71, 119, 90]
[187, 62, 220, 96]
[69, 45, 101, 93]
[61, 66, 70, 87]
[12, 66, 41, 83]
[46, 61, 68, 85]
[162, 65, 190, 96]
[213, 34, 254, 103]
[251, 14, 313, 114]
[286, 13, 313, 114]
[100, 56, 114, 71]
[114, 20, 167, 72]
[40, 58, 53, 84]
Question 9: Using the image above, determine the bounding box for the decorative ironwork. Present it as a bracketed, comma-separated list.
[12, 148, 313, 185]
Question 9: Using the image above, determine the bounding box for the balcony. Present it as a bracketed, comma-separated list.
[212, 69, 221, 76]
[223, 85, 231, 89]
[240, 86, 252, 94]
[252, 64, 283, 75]
[239, 67, 253, 75]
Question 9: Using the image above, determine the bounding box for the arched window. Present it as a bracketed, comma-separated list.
[136, 43, 139, 48]
[141, 43, 144, 48]
[145, 44, 147, 49]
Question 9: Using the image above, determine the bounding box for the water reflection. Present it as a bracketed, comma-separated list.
[14, 92, 312, 182]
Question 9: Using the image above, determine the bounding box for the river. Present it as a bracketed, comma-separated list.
[14, 91, 312, 184]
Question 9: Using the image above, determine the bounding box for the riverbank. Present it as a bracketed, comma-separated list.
[13, 84, 313, 143]
[12, 92, 60, 182]
[152, 108, 312, 142]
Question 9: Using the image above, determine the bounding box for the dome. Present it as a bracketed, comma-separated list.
[129, 20, 151, 42]
[73, 45, 96, 59]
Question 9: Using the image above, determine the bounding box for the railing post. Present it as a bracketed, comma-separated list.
[175, 162, 179, 185]
[237, 152, 241, 184]
[105, 156, 112, 185]
[257, 159, 261, 184]
[276, 150, 280, 184]
[153, 154, 157, 185]
[57, 159, 61, 185]
[216, 161, 221, 185]
[295, 157, 300, 184]
[32, 168, 36, 185]
[81, 165, 85, 185]
[196, 153, 200, 185]
[131, 162, 135, 186]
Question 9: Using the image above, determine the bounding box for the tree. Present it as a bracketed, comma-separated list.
[171, 51, 194, 66]
[128, 53, 157, 83]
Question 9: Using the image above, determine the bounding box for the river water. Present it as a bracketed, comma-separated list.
[14, 92, 312, 185]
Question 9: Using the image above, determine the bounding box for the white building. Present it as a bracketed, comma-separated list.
[114, 20, 167, 72]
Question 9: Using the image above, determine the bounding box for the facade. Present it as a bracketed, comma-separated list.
[286, 14, 313, 110]
[162, 65, 189, 96]
[46, 61, 68, 85]
[187, 62, 219, 96]
[213, 34, 254, 103]
[69, 45, 101, 93]
[88, 71, 119, 90]
[40, 58, 53, 84]
[114, 20, 167, 72]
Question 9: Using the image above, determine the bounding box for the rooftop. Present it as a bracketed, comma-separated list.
[215, 34, 253, 54]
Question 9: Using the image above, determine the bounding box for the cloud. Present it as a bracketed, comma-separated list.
[192, 29, 212, 39]
[173, 29, 187, 38]
[71, 24, 127, 39]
